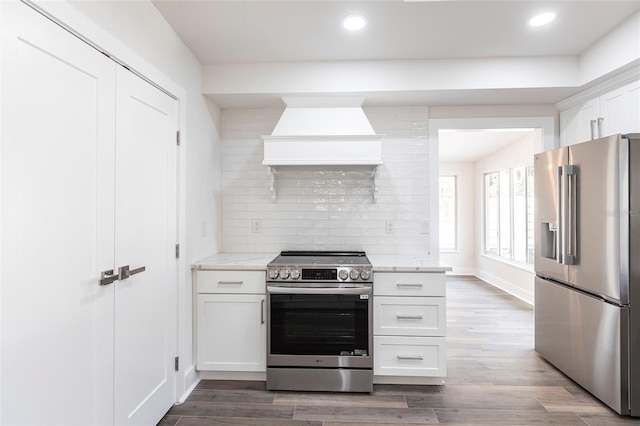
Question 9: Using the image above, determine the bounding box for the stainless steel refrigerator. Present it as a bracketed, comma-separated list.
[534, 133, 639, 416]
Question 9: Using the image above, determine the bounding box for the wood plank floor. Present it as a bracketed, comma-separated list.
[160, 276, 640, 425]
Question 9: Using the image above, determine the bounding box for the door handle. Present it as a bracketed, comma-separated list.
[590, 119, 597, 140]
[397, 355, 423, 360]
[396, 315, 423, 320]
[561, 165, 577, 265]
[597, 117, 604, 138]
[261, 299, 265, 325]
[118, 265, 146, 280]
[556, 166, 563, 264]
[99, 269, 119, 286]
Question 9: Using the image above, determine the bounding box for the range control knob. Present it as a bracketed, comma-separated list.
[268, 268, 279, 280]
[349, 269, 360, 280]
[338, 269, 349, 280]
[280, 269, 290, 279]
[360, 269, 371, 280]
[290, 269, 300, 280]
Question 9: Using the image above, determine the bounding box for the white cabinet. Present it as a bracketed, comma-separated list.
[194, 270, 267, 377]
[373, 272, 447, 384]
[560, 79, 640, 147]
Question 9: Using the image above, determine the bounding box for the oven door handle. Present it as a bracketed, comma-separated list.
[267, 286, 372, 295]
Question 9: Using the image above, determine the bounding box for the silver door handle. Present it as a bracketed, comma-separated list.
[590, 119, 597, 140]
[396, 283, 423, 288]
[218, 281, 243, 285]
[556, 166, 563, 263]
[99, 269, 118, 286]
[267, 286, 371, 295]
[261, 299, 265, 325]
[597, 117, 604, 138]
[565, 166, 577, 265]
[119, 265, 146, 280]
[561, 165, 577, 265]
[397, 355, 423, 360]
[396, 315, 423, 320]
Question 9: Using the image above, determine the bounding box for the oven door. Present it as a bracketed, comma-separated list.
[267, 284, 372, 369]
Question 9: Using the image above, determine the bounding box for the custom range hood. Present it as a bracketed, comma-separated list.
[262, 97, 384, 166]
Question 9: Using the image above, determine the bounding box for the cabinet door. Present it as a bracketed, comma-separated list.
[113, 67, 178, 426]
[197, 294, 266, 372]
[600, 80, 640, 136]
[560, 98, 599, 146]
[1, 3, 116, 424]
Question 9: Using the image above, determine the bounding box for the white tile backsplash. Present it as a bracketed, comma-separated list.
[220, 106, 431, 254]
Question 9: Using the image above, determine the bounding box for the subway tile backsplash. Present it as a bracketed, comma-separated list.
[220, 106, 431, 254]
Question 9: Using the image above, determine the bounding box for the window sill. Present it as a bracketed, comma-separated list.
[480, 253, 534, 273]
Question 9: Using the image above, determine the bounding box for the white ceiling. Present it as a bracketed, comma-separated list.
[438, 129, 536, 162]
[153, 1, 638, 65]
[148, 1, 637, 160]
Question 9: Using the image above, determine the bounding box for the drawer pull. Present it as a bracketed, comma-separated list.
[397, 355, 424, 360]
[218, 281, 243, 285]
[396, 283, 423, 288]
[396, 315, 423, 320]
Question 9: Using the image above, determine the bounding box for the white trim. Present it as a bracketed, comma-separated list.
[429, 116, 555, 155]
[480, 253, 534, 273]
[475, 269, 534, 305]
[176, 367, 199, 404]
[555, 68, 640, 111]
[445, 267, 476, 276]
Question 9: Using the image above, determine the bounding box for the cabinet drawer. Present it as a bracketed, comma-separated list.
[373, 336, 446, 377]
[374, 272, 445, 296]
[196, 270, 265, 294]
[374, 296, 445, 336]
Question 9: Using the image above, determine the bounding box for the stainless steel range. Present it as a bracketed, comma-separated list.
[266, 251, 373, 393]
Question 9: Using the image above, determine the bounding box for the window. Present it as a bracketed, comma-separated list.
[484, 165, 534, 265]
[439, 176, 457, 251]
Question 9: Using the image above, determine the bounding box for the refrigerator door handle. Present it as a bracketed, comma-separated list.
[556, 166, 563, 264]
[563, 165, 578, 265]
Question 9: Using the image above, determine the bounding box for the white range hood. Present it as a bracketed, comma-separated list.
[262, 97, 384, 166]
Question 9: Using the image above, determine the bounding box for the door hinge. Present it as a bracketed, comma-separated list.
[174, 356, 179, 372]
[176, 131, 181, 146]
[175, 244, 180, 259]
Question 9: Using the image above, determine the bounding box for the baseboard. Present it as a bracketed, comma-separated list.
[177, 365, 199, 404]
[445, 266, 476, 276]
[474, 270, 534, 305]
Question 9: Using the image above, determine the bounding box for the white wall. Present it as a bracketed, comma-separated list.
[221, 106, 433, 255]
[474, 133, 536, 304]
[35, 0, 221, 400]
[439, 162, 475, 275]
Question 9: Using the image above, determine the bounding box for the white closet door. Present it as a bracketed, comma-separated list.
[1, 2, 116, 425]
[113, 67, 178, 426]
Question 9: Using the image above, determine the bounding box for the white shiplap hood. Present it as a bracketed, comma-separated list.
[262, 97, 384, 166]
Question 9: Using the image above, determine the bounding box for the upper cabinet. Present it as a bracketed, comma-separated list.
[560, 79, 640, 147]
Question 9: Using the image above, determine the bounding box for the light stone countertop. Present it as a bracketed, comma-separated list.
[192, 252, 451, 273]
[191, 253, 277, 271]
[367, 254, 452, 272]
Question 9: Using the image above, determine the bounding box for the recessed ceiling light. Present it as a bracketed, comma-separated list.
[342, 15, 367, 31]
[529, 12, 556, 27]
